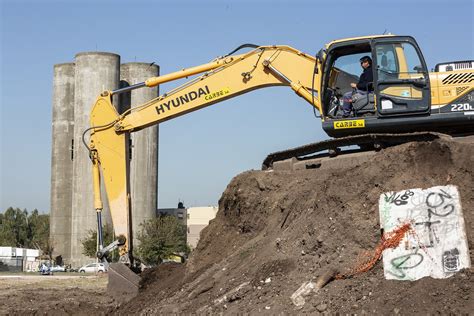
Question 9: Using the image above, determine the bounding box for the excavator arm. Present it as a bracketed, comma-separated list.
[89, 45, 321, 259]
[87, 45, 321, 295]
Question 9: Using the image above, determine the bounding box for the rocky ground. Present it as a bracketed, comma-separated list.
[121, 136, 473, 314]
[1, 136, 472, 314]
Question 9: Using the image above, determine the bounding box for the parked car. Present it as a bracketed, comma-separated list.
[50, 265, 66, 272]
[78, 262, 107, 273]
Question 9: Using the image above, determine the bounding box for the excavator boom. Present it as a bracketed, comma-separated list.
[114, 46, 320, 132]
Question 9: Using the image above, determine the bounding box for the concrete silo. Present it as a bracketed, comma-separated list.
[50, 63, 75, 263]
[70, 52, 120, 267]
[120, 63, 159, 246]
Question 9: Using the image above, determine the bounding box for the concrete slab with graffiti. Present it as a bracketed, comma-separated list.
[379, 185, 471, 280]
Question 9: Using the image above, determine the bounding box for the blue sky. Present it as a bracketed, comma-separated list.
[1, 0, 473, 212]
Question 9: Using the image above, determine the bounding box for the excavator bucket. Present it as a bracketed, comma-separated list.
[107, 263, 141, 301]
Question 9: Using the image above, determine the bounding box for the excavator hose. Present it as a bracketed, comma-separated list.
[224, 43, 260, 57]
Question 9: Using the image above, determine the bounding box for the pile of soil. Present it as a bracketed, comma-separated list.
[121, 136, 473, 314]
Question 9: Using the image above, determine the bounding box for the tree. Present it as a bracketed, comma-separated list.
[38, 237, 55, 262]
[0, 207, 52, 259]
[0, 207, 29, 247]
[81, 224, 117, 261]
[29, 211, 51, 255]
[0, 210, 15, 246]
[27, 209, 41, 246]
[136, 215, 189, 265]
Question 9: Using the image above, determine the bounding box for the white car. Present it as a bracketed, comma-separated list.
[78, 262, 107, 273]
[50, 265, 66, 272]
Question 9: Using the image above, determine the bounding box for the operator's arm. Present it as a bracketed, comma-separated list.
[356, 67, 373, 91]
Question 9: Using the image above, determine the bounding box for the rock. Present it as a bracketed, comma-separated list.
[256, 178, 266, 191]
[265, 278, 271, 283]
[291, 281, 316, 308]
[316, 303, 327, 312]
[275, 238, 281, 247]
[460, 283, 470, 291]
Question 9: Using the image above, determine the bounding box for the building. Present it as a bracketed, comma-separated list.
[186, 206, 218, 249]
[157, 204, 218, 249]
[157, 202, 187, 226]
[0, 247, 39, 272]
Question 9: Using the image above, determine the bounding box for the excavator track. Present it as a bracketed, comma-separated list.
[262, 132, 448, 170]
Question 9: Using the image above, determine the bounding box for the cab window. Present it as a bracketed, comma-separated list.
[376, 46, 397, 75]
[329, 52, 372, 94]
[333, 53, 371, 77]
[375, 42, 425, 100]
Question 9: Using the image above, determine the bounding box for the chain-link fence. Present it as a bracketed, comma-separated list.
[0, 257, 23, 272]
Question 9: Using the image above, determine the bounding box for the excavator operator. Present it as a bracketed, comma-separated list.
[342, 55, 374, 117]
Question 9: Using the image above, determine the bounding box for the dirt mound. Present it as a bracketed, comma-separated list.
[122, 136, 473, 314]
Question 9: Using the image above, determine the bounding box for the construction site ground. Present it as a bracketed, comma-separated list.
[0, 274, 117, 315]
[1, 136, 473, 314]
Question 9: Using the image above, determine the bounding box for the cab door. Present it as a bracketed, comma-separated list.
[373, 36, 431, 116]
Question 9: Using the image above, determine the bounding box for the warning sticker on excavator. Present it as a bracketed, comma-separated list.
[333, 119, 365, 129]
[204, 87, 231, 101]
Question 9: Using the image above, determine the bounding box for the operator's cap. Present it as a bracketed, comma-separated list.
[359, 56, 372, 64]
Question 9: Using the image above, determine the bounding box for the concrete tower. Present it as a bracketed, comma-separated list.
[120, 63, 159, 246]
[50, 63, 75, 263]
[70, 52, 120, 267]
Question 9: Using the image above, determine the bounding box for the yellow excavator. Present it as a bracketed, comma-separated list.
[84, 34, 474, 297]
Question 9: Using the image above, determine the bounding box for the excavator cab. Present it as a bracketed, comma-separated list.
[320, 36, 434, 137]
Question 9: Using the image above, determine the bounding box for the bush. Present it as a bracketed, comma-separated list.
[136, 215, 189, 265]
